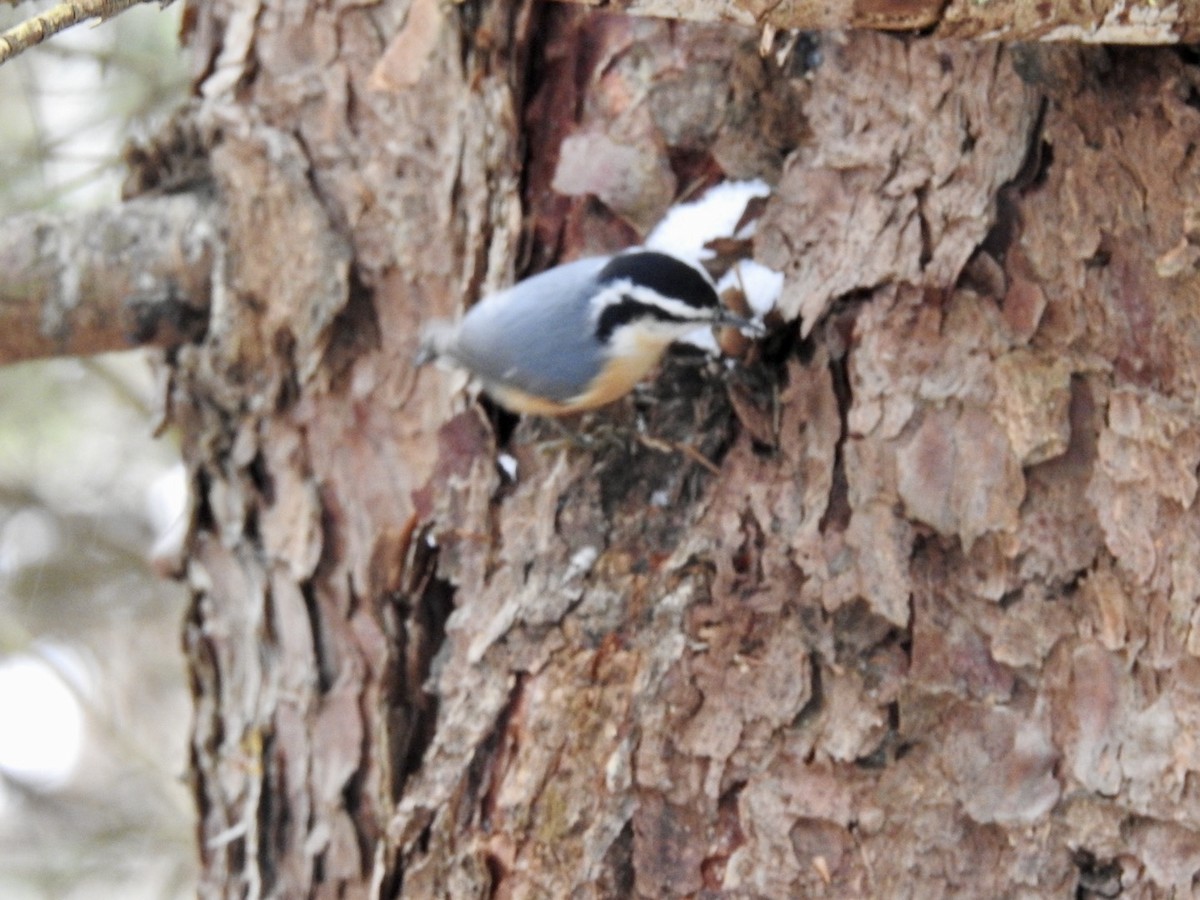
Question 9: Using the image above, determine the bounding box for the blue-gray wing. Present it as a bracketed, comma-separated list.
[449, 257, 611, 404]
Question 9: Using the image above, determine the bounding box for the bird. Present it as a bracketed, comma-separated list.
[417, 249, 761, 416]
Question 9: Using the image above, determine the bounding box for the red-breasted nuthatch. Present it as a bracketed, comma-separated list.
[417, 250, 761, 416]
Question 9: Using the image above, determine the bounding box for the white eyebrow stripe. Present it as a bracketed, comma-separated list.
[589, 278, 717, 322]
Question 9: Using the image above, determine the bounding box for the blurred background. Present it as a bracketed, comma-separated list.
[0, 3, 196, 897]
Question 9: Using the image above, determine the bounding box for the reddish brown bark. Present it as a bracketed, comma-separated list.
[565, 0, 1200, 43]
[158, 1, 1200, 895]
[0, 195, 211, 364]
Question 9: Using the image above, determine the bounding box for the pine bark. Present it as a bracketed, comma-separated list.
[559, 0, 1200, 42]
[155, 1, 1200, 896]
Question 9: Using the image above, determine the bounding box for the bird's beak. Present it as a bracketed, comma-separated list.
[715, 308, 766, 337]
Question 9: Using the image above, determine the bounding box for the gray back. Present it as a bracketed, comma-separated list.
[451, 257, 611, 404]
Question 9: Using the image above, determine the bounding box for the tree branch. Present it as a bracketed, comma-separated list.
[562, 0, 1197, 43]
[0, 193, 213, 365]
[0, 0, 153, 66]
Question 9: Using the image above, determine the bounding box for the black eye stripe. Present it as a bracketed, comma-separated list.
[598, 252, 718, 310]
[596, 296, 689, 342]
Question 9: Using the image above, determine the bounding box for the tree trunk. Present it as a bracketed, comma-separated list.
[554, 0, 1200, 42]
[159, 1, 1200, 896]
